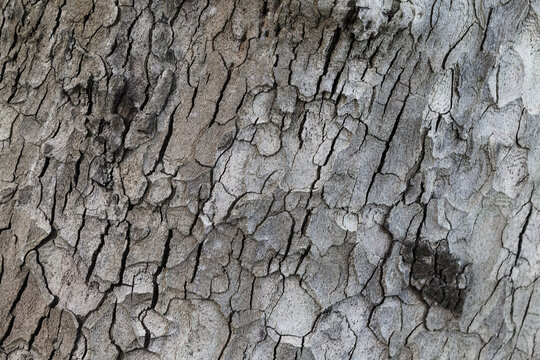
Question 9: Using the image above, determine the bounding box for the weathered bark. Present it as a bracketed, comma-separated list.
[0, 0, 539, 358]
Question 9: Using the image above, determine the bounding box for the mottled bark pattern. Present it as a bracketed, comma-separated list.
[0, 0, 539, 359]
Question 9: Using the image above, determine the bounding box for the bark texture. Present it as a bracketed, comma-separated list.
[1, 0, 540, 359]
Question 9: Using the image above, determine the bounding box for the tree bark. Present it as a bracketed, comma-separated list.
[0, 0, 539, 359]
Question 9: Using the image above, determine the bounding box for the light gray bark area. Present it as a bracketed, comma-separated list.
[0, 0, 539, 358]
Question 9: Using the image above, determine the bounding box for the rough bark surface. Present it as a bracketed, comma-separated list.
[1, 0, 539, 359]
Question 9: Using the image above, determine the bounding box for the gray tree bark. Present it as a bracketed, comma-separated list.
[0, 0, 539, 359]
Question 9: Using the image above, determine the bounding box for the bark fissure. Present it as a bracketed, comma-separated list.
[0, 0, 539, 358]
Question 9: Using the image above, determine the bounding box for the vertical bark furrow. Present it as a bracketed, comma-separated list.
[0, 0, 539, 359]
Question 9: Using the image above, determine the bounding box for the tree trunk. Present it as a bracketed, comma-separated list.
[1, 0, 539, 358]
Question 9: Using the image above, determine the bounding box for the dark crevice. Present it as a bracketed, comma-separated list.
[86, 221, 111, 283]
[28, 296, 59, 350]
[85, 76, 94, 115]
[191, 241, 204, 283]
[0, 255, 3, 285]
[365, 92, 410, 202]
[330, 35, 354, 98]
[316, 27, 341, 95]
[49, 0, 66, 40]
[7, 69, 22, 103]
[442, 22, 475, 69]
[73, 151, 83, 187]
[298, 111, 308, 149]
[209, 67, 232, 128]
[39, 156, 50, 178]
[1, 272, 30, 345]
[343, 0, 359, 31]
[73, 208, 87, 255]
[117, 222, 131, 286]
[272, 335, 282, 360]
[68, 318, 84, 359]
[217, 312, 233, 359]
[110, 300, 124, 359]
[0, 317, 15, 346]
[151, 229, 172, 308]
[514, 204, 532, 268]
[294, 244, 311, 275]
[153, 101, 181, 173]
[140, 309, 151, 348]
[279, 217, 296, 270]
[480, 8, 493, 52]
